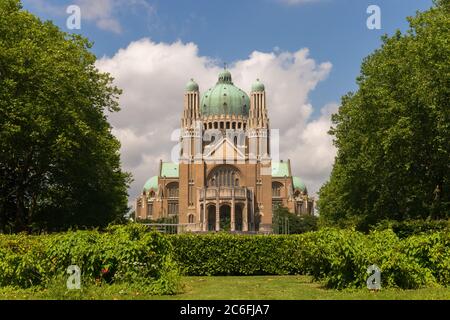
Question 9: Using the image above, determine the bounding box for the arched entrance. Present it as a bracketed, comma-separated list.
[208, 205, 216, 231]
[219, 205, 231, 231]
[235, 205, 243, 231]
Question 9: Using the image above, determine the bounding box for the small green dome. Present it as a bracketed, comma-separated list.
[185, 78, 199, 92]
[143, 176, 158, 192]
[293, 176, 307, 192]
[218, 69, 232, 83]
[251, 79, 265, 92]
[200, 70, 250, 117]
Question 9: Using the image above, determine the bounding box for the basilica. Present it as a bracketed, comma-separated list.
[135, 69, 314, 233]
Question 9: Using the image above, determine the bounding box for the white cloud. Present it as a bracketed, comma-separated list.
[284, 103, 338, 195]
[74, 0, 154, 34]
[75, 0, 122, 33]
[23, 0, 155, 34]
[96, 39, 337, 207]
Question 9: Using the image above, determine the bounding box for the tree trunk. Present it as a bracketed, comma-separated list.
[15, 189, 26, 232]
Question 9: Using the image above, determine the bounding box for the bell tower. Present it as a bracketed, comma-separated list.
[179, 79, 203, 225]
[248, 79, 272, 232]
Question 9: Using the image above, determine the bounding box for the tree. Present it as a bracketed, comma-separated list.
[0, 0, 130, 232]
[318, 0, 450, 230]
[272, 206, 318, 234]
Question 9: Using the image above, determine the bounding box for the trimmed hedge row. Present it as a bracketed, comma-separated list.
[170, 229, 450, 289]
[0, 224, 180, 294]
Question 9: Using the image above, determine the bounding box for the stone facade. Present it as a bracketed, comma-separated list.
[135, 70, 314, 233]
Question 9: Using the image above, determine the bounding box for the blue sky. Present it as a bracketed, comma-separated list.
[23, 0, 433, 117]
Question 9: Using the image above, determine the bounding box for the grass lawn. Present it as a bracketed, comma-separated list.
[1, 276, 449, 300]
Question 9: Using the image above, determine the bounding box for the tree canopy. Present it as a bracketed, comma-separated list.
[0, 0, 130, 232]
[318, 0, 450, 230]
[272, 206, 318, 234]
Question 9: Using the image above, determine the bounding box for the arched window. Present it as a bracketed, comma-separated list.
[188, 214, 194, 223]
[166, 182, 179, 198]
[208, 165, 240, 187]
[272, 182, 283, 197]
[168, 202, 178, 215]
[147, 203, 153, 217]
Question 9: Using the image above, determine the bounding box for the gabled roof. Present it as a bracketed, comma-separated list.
[143, 176, 158, 192]
[271, 161, 290, 177]
[293, 176, 307, 192]
[204, 137, 246, 160]
[160, 162, 179, 178]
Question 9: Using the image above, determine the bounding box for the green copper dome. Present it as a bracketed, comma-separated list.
[251, 79, 265, 92]
[185, 78, 199, 92]
[218, 69, 232, 83]
[293, 176, 307, 192]
[200, 70, 250, 117]
[143, 176, 158, 192]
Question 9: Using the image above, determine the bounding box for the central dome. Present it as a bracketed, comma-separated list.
[200, 70, 250, 117]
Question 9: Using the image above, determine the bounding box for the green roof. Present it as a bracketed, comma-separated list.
[272, 162, 290, 177]
[143, 176, 158, 192]
[200, 70, 250, 117]
[161, 162, 179, 178]
[293, 176, 307, 192]
[218, 69, 232, 83]
[185, 78, 199, 92]
[251, 79, 265, 92]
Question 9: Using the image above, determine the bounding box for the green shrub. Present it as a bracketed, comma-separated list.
[1, 226, 449, 291]
[0, 224, 181, 294]
[170, 229, 450, 289]
[400, 232, 450, 286]
[169, 233, 307, 276]
[0, 234, 49, 288]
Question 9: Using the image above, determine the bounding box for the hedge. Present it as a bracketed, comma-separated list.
[1, 225, 449, 291]
[170, 228, 450, 289]
[0, 224, 180, 294]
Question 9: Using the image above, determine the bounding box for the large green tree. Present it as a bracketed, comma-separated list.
[0, 1, 130, 232]
[272, 206, 318, 234]
[318, 0, 450, 229]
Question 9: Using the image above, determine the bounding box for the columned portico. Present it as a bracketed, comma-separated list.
[200, 186, 253, 232]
